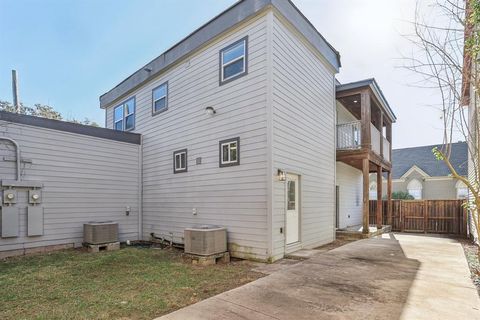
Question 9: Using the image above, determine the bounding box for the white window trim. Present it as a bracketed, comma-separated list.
[152, 82, 168, 115]
[219, 137, 240, 167]
[113, 97, 135, 131]
[114, 105, 123, 130]
[221, 142, 237, 164]
[173, 149, 187, 173]
[220, 38, 247, 84]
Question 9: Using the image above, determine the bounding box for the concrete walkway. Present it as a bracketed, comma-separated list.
[156, 234, 480, 320]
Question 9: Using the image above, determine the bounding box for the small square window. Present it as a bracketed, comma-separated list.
[152, 82, 168, 115]
[220, 37, 248, 85]
[113, 97, 135, 131]
[219, 137, 240, 167]
[173, 149, 187, 173]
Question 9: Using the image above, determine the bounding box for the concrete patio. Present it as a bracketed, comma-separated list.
[156, 233, 480, 320]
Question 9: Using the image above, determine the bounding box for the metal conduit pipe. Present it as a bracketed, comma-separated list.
[0, 137, 21, 181]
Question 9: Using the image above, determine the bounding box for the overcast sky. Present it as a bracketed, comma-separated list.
[0, 0, 452, 148]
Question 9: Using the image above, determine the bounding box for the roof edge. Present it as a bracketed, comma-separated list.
[336, 78, 397, 122]
[0, 111, 142, 145]
[99, 0, 341, 109]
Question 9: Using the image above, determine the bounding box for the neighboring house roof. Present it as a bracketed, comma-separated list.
[336, 78, 397, 122]
[0, 111, 141, 144]
[391, 142, 468, 179]
[99, 0, 341, 109]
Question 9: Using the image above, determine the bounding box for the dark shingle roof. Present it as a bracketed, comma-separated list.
[392, 142, 468, 179]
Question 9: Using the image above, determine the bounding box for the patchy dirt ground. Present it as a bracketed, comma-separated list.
[461, 239, 480, 296]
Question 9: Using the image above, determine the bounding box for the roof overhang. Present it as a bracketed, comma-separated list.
[0, 111, 141, 145]
[99, 0, 341, 109]
[336, 78, 397, 123]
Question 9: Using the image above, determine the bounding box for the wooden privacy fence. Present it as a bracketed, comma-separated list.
[369, 200, 468, 237]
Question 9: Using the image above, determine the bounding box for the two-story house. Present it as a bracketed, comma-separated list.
[100, 0, 396, 261]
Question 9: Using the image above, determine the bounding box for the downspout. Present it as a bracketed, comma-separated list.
[138, 136, 143, 240]
[0, 137, 21, 181]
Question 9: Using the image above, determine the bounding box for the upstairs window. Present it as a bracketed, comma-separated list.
[114, 97, 135, 131]
[220, 37, 248, 84]
[219, 137, 240, 167]
[152, 82, 168, 115]
[173, 149, 187, 173]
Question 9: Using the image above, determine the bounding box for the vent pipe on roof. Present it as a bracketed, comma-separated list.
[11, 70, 20, 114]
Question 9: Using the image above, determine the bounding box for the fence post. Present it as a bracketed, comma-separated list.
[423, 200, 428, 234]
[399, 200, 404, 232]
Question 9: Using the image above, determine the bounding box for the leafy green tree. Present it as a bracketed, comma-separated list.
[0, 100, 99, 127]
[391, 191, 415, 200]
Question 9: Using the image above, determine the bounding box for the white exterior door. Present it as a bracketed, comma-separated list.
[286, 174, 299, 244]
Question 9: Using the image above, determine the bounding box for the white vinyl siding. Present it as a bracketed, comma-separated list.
[0, 121, 140, 254]
[336, 162, 363, 229]
[105, 14, 269, 260]
[270, 14, 336, 259]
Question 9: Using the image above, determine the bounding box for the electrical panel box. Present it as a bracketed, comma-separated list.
[29, 190, 42, 204]
[1, 206, 18, 238]
[28, 206, 44, 236]
[3, 190, 17, 205]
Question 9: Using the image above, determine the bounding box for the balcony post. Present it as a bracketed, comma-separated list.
[386, 121, 392, 162]
[376, 165, 383, 229]
[387, 171, 393, 225]
[360, 92, 371, 149]
[362, 158, 370, 234]
[379, 112, 384, 158]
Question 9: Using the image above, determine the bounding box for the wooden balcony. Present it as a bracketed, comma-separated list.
[335, 79, 397, 234]
[336, 120, 391, 167]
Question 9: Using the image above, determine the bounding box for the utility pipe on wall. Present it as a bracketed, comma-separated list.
[0, 137, 21, 181]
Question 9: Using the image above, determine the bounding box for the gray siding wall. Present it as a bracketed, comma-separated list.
[270, 13, 336, 259]
[0, 121, 140, 253]
[105, 14, 270, 260]
[390, 178, 459, 200]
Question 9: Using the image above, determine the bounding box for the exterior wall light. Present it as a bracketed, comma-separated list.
[205, 106, 216, 116]
[277, 169, 286, 181]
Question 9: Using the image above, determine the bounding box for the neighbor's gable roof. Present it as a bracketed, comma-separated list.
[391, 142, 468, 179]
[99, 0, 341, 109]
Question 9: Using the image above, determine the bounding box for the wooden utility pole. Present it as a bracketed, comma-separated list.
[12, 70, 20, 113]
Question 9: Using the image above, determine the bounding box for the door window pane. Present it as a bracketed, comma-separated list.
[288, 181, 296, 210]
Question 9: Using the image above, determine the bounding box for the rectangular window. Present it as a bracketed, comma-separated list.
[152, 82, 168, 115]
[220, 37, 248, 84]
[219, 137, 240, 167]
[113, 97, 135, 131]
[173, 149, 187, 173]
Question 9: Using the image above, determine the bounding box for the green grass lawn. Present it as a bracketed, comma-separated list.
[0, 247, 262, 320]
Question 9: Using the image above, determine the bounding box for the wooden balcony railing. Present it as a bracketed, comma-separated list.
[337, 121, 391, 163]
[337, 121, 361, 149]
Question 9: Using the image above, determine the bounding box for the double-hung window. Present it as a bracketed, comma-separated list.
[152, 82, 168, 115]
[114, 97, 135, 131]
[219, 137, 240, 167]
[173, 149, 187, 173]
[220, 37, 248, 84]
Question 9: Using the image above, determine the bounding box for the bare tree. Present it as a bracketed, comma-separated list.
[404, 0, 480, 244]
